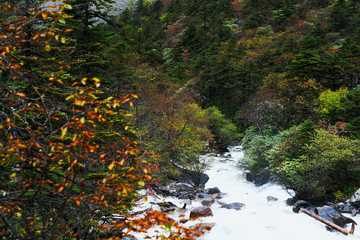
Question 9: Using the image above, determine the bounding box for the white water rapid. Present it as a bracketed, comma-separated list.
[131, 147, 360, 240]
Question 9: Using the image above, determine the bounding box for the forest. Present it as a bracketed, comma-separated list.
[1, 0, 360, 238]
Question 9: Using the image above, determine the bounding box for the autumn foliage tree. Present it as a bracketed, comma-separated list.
[0, 2, 204, 239]
[132, 82, 213, 186]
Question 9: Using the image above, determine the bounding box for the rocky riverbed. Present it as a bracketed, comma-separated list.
[127, 147, 360, 239]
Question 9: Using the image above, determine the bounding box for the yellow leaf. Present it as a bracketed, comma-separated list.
[45, 45, 51, 51]
[108, 162, 115, 170]
[80, 117, 85, 124]
[65, 95, 74, 101]
[81, 78, 87, 85]
[92, 77, 100, 83]
[61, 127, 67, 139]
[119, 159, 125, 166]
[61, 36, 66, 44]
[138, 181, 145, 187]
[16, 92, 26, 97]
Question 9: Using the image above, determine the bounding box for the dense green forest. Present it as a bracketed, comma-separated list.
[1, 0, 360, 238]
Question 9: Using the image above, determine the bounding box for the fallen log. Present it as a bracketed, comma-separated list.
[300, 208, 354, 235]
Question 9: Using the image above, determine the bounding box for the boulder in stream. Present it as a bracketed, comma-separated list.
[293, 200, 317, 213]
[220, 202, 245, 211]
[293, 200, 357, 229]
[317, 206, 357, 228]
[285, 198, 298, 206]
[245, 171, 270, 186]
[190, 206, 213, 220]
[207, 187, 221, 194]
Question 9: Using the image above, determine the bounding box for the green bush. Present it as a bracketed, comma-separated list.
[273, 128, 360, 201]
[239, 126, 294, 174]
[205, 106, 241, 149]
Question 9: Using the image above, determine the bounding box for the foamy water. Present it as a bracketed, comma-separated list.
[131, 147, 360, 239]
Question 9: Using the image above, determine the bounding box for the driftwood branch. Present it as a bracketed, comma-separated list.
[300, 208, 353, 235]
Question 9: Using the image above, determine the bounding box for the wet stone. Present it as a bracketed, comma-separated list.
[208, 187, 221, 194]
[197, 192, 213, 200]
[201, 199, 215, 207]
[220, 202, 245, 211]
[190, 206, 213, 220]
[267, 196, 278, 202]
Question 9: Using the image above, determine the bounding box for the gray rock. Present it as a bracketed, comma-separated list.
[201, 199, 215, 207]
[286, 198, 298, 206]
[293, 200, 316, 213]
[317, 206, 357, 227]
[334, 203, 357, 214]
[267, 196, 278, 202]
[250, 171, 270, 186]
[197, 192, 213, 200]
[170, 183, 194, 192]
[208, 187, 221, 194]
[220, 202, 245, 211]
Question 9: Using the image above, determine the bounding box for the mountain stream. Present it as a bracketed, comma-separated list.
[131, 147, 360, 240]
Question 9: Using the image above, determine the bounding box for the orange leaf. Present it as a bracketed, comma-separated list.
[75, 200, 81, 206]
[41, 12, 47, 20]
[16, 92, 26, 97]
[58, 186, 64, 193]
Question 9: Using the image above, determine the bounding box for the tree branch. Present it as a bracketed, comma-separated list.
[0, 209, 24, 240]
